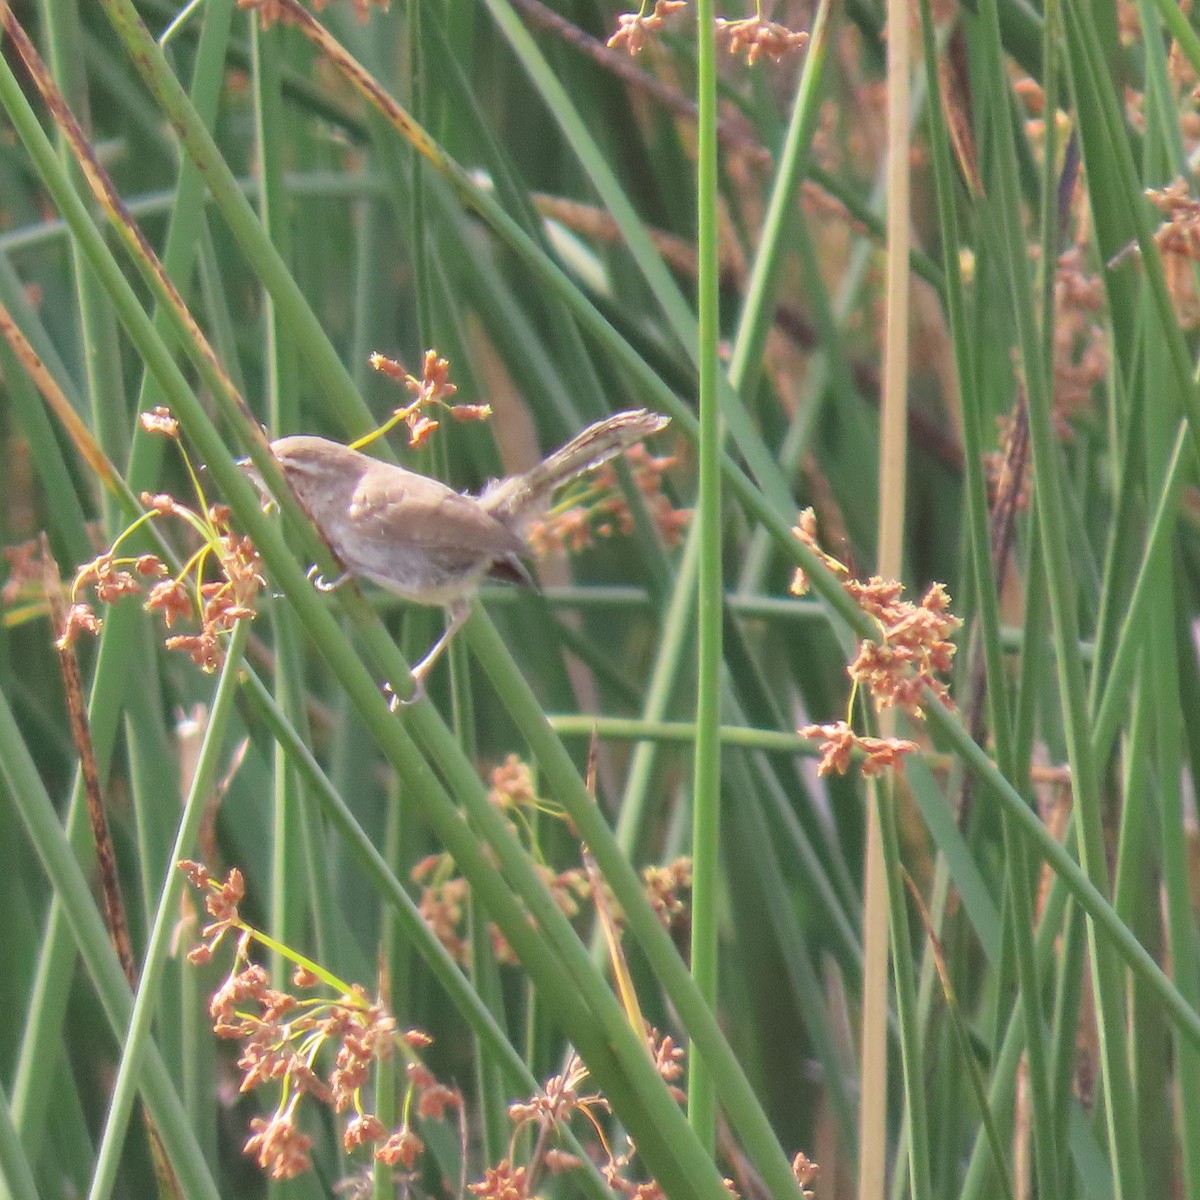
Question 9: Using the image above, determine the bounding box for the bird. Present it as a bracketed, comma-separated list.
[256, 409, 669, 699]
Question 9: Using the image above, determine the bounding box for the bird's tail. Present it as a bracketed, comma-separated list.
[479, 409, 669, 531]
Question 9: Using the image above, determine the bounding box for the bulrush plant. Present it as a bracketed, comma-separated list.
[57, 408, 266, 670]
[13, 0, 1195, 1189]
[791, 508, 962, 777]
[413, 756, 690, 966]
[239, 0, 810, 68]
[606, 0, 809, 64]
[606, 0, 688, 55]
[413, 754, 591, 966]
[180, 834, 813, 1197]
[361, 348, 493, 451]
[178, 861, 458, 1182]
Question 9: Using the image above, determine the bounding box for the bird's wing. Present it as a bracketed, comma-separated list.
[350, 468, 528, 558]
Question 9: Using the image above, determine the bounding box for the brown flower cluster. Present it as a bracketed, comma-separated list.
[607, 0, 686, 55]
[470, 1025, 813, 1200]
[179, 859, 247, 963]
[364, 348, 491, 451]
[507, 1054, 609, 1138]
[177, 841, 810, 1200]
[603, 1149, 668, 1200]
[412, 755, 578, 962]
[538, 861, 591, 920]
[798, 720, 919, 778]
[2, 537, 44, 609]
[607, 0, 807, 63]
[844, 580, 958, 715]
[179, 861, 458, 1182]
[59, 410, 265, 671]
[237, 0, 388, 30]
[1124, 41, 1200, 151]
[412, 850, 589, 966]
[792, 1151, 819, 1198]
[642, 856, 692, 934]
[787, 507, 850, 595]
[791, 509, 960, 717]
[497, 1035, 691, 1199]
[411, 856, 471, 963]
[140, 406, 179, 437]
[648, 1027, 686, 1103]
[791, 509, 961, 777]
[1050, 246, 1109, 417]
[421, 755, 606, 962]
[602, 1141, 739, 1200]
[469, 1161, 533, 1200]
[714, 15, 808, 64]
[419, 761, 696, 961]
[488, 753, 543, 812]
[527, 442, 689, 555]
[1145, 178, 1200, 328]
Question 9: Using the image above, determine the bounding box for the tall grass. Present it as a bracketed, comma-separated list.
[1, 0, 1199, 1198]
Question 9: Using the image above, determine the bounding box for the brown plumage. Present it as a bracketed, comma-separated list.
[260, 409, 669, 697]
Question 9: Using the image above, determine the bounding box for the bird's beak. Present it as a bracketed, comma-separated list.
[236, 455, 277, 511]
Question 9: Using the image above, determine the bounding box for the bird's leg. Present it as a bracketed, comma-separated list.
[307, 563, 351, 592]
[388, 599, 470, 710]
[411, 598, 470, 685]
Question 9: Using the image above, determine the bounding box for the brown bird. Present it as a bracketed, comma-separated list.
[258, 409, 669, 698]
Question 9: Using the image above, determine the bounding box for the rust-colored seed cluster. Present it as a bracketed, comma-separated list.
[607, 0, 809, 64]
[59, 409, 265, 671]
[527, 441, 689, 555]
[412, 850, 589, 967]
[181, 828, 816, 1194]
[650, 1030, 687, 1103]
[498, 1034, 691, 1198]
[2, 537, 47, 608]
[469, 1161, 533, 1199]
[163, 524, 264, 671]
[1144, 178, 1200, 328]
[642, 856, 693, 933]
[508, 1056, 609, 1133]
[607, 0, 687, 55]
[411, 859, 470, 963]
[843, 580, 958, 715]
[487, 752, 541, 810]
[179, 861, 458, 1181]
[791, 508, 961, 777]
[792, 1152, 819, 1197]
[799, 720, 920, 779]
[415, 760, 693, 966]
[404, 756, 711, 1199]
[713, 16, 809, 64]
[364, 348, 491, 450]
[1146, 177, 1200, 258]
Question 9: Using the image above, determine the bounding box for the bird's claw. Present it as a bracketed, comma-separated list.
[307, 564, 348, 593]
[384, 676, 425, 710]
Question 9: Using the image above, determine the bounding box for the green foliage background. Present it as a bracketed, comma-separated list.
[2, 1, 1200, 1199]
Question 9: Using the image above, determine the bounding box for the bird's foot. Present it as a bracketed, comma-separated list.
[384, 676, 425, 710]
[307, 564, 350, 592]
